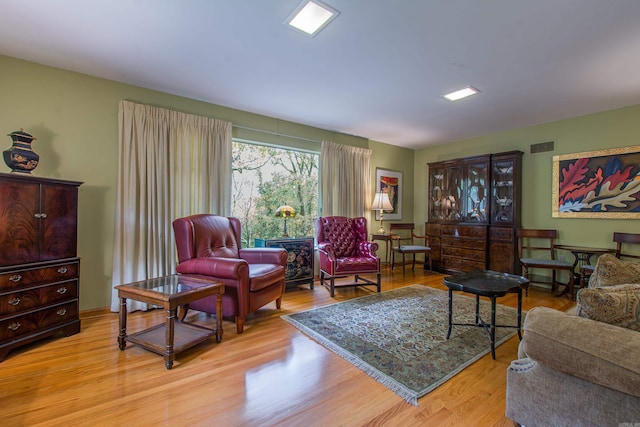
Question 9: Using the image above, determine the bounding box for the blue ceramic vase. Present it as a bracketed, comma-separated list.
[3, 129, 39, 174]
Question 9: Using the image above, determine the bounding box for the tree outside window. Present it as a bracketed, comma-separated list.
[232, 141, 319, 246]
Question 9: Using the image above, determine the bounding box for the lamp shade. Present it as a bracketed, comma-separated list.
[371, 192, 393, 211]
[275, 205, 296, 218]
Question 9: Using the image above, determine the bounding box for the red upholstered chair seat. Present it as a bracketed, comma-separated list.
[315, 216, 381, 297]
[173, 214, 287, 333]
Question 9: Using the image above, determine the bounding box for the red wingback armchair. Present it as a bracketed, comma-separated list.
[315, 216, 381, 297]
[173, 214, 288, 333]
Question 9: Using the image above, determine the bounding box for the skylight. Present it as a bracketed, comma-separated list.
[285, 0, 339, 37]
[443, 86, 480, 101]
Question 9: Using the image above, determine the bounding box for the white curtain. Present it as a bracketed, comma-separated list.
[320, 140, 372, 218]
[110, 100, 232, 312]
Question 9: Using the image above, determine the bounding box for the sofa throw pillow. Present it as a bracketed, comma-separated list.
[588, 253, 640, 287]
[576, 283, 640, 331]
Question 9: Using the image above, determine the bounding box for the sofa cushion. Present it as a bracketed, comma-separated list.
[589, 253, 640, 287]
[576, 283, 640, 331]
[519, 306, 640, 398]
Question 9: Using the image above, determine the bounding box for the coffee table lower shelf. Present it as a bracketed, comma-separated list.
[125, 321, 219, 357]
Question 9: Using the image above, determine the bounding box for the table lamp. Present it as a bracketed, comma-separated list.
[371, 192, 393, 234]
[275, 205, 296, 237]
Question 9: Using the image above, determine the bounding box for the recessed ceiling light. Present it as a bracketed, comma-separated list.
[285, 0, 340, 37]
[443, 86, 480, 101]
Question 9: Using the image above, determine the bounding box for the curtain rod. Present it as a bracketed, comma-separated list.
[232, 124, 322, 144]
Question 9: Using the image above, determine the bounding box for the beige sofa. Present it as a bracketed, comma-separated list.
[506, 254, 640, 427]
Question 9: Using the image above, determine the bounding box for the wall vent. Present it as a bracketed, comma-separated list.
[530, 141, 554, 154]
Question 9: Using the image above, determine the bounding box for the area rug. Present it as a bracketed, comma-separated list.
[281, 284, 523, 406]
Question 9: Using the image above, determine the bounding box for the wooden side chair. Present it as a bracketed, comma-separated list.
[614, 232, 640, 260]
[390, 223, 432, 274]
[580, 232, 640, 287]
[516, 228, 574, 295]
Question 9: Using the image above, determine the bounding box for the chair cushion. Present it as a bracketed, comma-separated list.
[520, 258, 573, 268]
[249, 263, 285, 292]
[334, 256, 378, 274]
[576, 283, 640, 331]
[396, 245, 430, 252]
[588, 253, 640, 287]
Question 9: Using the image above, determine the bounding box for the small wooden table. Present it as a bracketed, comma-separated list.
[443, 270, 529, 360]
[554, 245, 614, 297]
[371, 233, 395, 264]
[116, 275, 224, 369]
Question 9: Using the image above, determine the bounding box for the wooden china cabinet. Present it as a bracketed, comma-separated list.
[426, 151, 522, 274]
[0, 172, 82, 361]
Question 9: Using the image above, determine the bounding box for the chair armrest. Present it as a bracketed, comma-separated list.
[519, 306, 640, 397]
[240, 248, 287, 266]
[358, 241, 379, 257]
[317, 242, 336, 259]
[176, 257, 248, 279]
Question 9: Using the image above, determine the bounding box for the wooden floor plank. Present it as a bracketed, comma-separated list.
[0, 268, 574, 426]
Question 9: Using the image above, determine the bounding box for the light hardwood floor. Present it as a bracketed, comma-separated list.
[1, 267, 575, 427]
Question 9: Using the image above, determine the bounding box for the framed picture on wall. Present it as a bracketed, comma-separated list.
[552, 145, 640, 218]
[375, 168, 402, 220]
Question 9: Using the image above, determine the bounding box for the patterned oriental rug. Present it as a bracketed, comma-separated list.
[281, 284, 522, 406]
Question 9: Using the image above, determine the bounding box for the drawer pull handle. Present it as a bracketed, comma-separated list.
[57, 267, 68, 274]
[8, 322, 21, 331]
[8, 297, 21, 306]
[57, 308, 67, 316]
[57, 287, 68, 294]
[9, 274, 22, 283]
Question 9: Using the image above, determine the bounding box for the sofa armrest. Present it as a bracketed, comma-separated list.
[176, 257, 248, 279]
[239, 248, 287, 266]
[519, 306, 640, 397]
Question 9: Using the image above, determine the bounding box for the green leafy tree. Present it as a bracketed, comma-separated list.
[232, 142, 318, 247]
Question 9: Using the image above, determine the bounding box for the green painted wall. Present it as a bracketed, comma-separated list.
[3, 52, 639, 310]
[0, 55, 387, 311]
[414, 105, 640, 258]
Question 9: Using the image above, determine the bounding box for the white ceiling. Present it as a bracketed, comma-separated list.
[1, 0, 640, 149]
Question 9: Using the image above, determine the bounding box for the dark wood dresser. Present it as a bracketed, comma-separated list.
[0, 172, 82, 361]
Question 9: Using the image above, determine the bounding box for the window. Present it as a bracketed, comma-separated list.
[232, 140, 319, 246]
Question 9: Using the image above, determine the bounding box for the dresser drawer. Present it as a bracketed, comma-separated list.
[442, 256, 486, 271]
[0, 262, 79, 291]
[442, 246, 486, 261]
[490, 227, 514, 241]
[0, 300, 78, 341]
[0, 280, 78, 315]
[442, 225, 487, 238]
[441, 237, 486, 251]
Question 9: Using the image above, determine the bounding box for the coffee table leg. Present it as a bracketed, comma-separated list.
[475, 295, 480, 326]
[215, 293, 223, 343]
[165, 308, 176, 370]
[490, 296, 497, 360]
[446, 288, 453, 339]
[118, 297, 127, 350]
[517, 288, 523, 340]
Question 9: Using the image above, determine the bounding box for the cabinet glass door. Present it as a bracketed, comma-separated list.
[428, 166, 445, 221]
[445, 166, 464, 221]
[465, 162, 488, 222]
[492, 159, 515, 223]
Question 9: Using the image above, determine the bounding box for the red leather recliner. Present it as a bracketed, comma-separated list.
[173, 214, 287, 333]
[315, 216, 381, 297]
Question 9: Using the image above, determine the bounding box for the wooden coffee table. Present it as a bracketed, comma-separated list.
[443, 270, 529, 359]
[116, 275, 224, 369]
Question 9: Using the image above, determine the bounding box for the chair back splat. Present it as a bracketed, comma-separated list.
[315, 216, 381, 297]
[389, 223, 432, 275]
